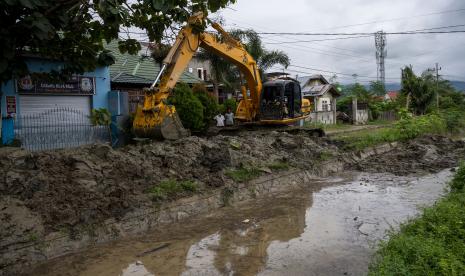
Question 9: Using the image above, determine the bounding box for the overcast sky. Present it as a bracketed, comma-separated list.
[215, 0, 465, 84]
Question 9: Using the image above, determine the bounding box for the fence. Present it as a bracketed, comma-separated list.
[378, 110, 398, 121]
[14, 107, 110, 151]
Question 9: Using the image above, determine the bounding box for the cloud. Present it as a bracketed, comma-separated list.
[219, 0, 465, 83]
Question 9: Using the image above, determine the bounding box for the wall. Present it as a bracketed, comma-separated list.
[307, 111, 335, 125]
[188, 56, 211, 81]
[1, 57, 111, 145]
[317, 97, 332, 111]
[351, 98, 369, 125]
[1, 57, 110, 117]
[355, 110, 369, 124]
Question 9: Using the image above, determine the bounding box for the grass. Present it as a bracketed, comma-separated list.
[369, 163, 465, 275]
[225, 161, 291, 183]
[147, 179, 198, 201]
[334, 127, 400, 150]
[267, 160, 290, 171]
[304, 121, 353, 131]
[226, 166, 262, 182]
[318, 151, 333, 161]
[333, 113, 449, 150]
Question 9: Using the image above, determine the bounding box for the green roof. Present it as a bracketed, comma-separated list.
[107, 40, 203, 85]
[111, 72, 152, 85]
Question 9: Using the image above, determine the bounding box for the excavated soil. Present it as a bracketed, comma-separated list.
[353, 135, 465, 175]
[0, 132, 463, 238]
[0, 131, 334, 235]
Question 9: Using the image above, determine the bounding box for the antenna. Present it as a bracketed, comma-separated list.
[375, 31, 387, 86]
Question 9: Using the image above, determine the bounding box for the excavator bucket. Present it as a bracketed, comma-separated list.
[133, 104, 189, 140]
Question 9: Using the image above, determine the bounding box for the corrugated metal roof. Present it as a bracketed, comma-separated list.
[297, 74, 329, 87]
[302, 84, 340, 97]
[106, 40, 203, 85]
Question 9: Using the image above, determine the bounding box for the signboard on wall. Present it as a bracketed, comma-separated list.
[6, 96, 16, 115]
[16, 75, 95, 95]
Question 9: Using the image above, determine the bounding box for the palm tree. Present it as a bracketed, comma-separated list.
[197, 28, 290, 100]
[230, 29, 290, 76]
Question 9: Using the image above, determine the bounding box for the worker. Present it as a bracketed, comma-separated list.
[214, 113, 225, 127]
[225, 107, 234, 126]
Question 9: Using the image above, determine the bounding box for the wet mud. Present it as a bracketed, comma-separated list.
[26, 169, 454, 276]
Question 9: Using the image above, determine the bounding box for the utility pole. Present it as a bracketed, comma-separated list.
[352, 73, 358, 84]
[428, 63, 441, 109]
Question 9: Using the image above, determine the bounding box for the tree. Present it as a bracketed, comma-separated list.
[401, 66, 435, 115]
[348, 83, 372, 102]
[192, 83, 218, 128]
[196, 28, 290, 100]
[229, 29, 290, 78]
[1, 0, 235, 83]
[369, 81, 386, 96]
[168, 83, 204, 131]
[196, 47, 236, 100]
[90, 108, 113, 145]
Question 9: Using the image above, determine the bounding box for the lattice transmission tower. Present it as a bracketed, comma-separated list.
[375, 31, 387, 85]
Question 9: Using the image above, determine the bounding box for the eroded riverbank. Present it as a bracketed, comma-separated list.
[26, 169, 454, 276]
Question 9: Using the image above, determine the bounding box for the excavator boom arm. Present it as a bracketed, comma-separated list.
[133, 12, 262, 139]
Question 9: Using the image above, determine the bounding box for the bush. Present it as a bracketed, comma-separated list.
[192, 84, 219, 128]
[395, 110, 446, 140]
[369, 163, 465, 275]
[450, 162, 465, 191]
[440, 108, 465, 134]
[337, 111, 449, 150]
[168, 83, 205, 131]
[219, 98, 238, 114]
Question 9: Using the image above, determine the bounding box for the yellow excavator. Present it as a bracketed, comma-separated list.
[133, 12, 312, 139]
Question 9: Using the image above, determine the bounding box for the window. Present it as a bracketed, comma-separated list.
[197, 68, 203, 80]
[203, 69, 208, 80]
[188, 68, 193, 73]
[321, 99, 330, 111]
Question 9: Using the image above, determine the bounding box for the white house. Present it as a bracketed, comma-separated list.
[298, 75, 340, 124]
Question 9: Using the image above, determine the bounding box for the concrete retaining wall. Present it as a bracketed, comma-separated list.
[0, 142, 399, 275]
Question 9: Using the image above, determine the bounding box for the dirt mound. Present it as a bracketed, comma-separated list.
[0, 132, 329, 233]
[0, 132, 463, 235]
[354, 135, 465, 175]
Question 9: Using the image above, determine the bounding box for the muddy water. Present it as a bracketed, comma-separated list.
[29, 169, 454, 276]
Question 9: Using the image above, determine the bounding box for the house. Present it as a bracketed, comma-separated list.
[136, 42, 233, 103]
[108, 41, 203, 113]
[1, 56, 112, 149]
[297, 75, 340, 124]
[384, 91, 399, 101]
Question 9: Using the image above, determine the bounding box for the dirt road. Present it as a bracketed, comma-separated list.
[27, 168, 454, 276]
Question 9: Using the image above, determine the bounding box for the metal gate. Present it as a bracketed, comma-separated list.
[14, 107, 110, 151]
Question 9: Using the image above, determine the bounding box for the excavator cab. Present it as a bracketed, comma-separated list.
[259, 80, 305, 122]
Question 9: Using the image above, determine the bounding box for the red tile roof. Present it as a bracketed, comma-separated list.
[387, 91, 399, 100]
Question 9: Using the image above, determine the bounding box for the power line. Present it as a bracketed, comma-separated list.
[261, 36, 372, 62]
[256, 29, 465, 36]
[223, 22, 374, 61]
[271, 66, 373, 83]
[264, 35, 373, 44]
[269, 63, 400, 82]
[225, 8, 465, 33]
[264, 24, 465, 44]
[320, 8, 465, 31]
